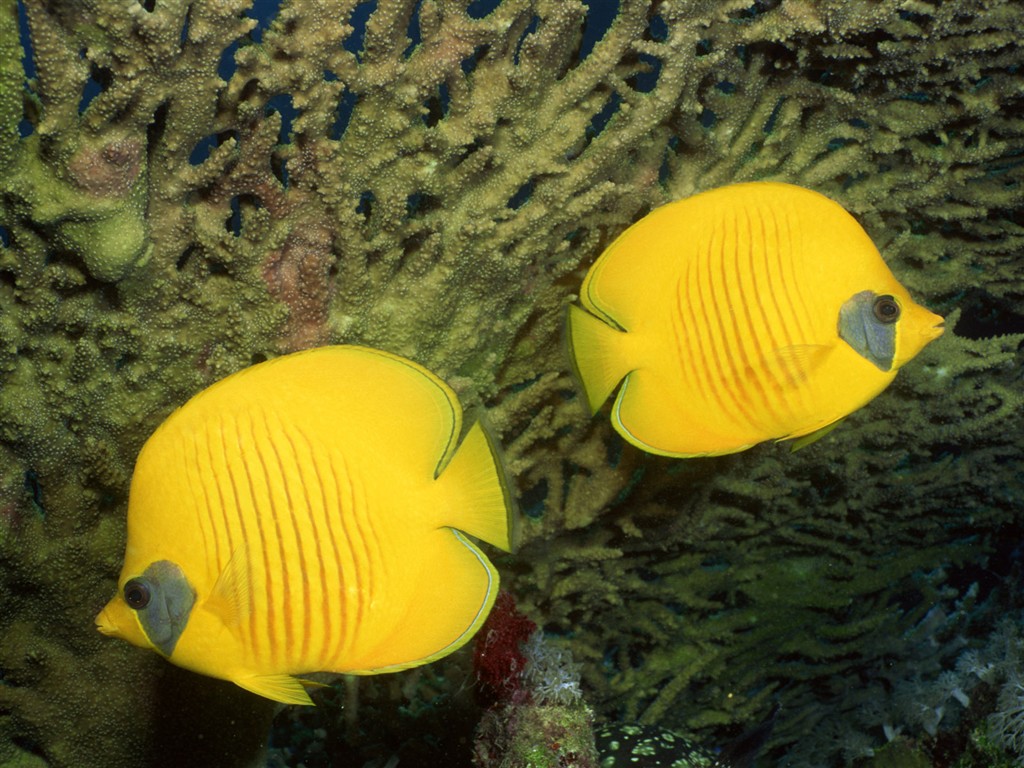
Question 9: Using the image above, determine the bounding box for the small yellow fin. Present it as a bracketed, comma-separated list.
[437, 420, 513, 552]
[206, 545, 251, 628]
[788, 419, 844, 452]
[233, 673, 322, 706]
[567, 304, 633, 414]
[768, 344, 832, 385]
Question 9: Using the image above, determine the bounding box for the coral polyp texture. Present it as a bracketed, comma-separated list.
[472, 592, 598, 768]
[0, 0, 1022, 766]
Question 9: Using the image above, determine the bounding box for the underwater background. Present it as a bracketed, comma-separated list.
[0, 0, 1022, 766]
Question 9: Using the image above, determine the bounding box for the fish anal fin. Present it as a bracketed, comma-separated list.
[346, 529, 499, 675]
[206, 545, 251, 628]
[612, 370, 756, 458]
[233, 673, 320, 706]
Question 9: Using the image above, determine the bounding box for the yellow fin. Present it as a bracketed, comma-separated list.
[233, 673, 322, 706]
[611, 370, 758, 458]
[788, 419, 844, 452]
[205, 545, 251, 628]
[437, 420, 514, 552]
[567, 304, 633, 414]
[767, 344, 833, 385]
[348, 529, 499, 674]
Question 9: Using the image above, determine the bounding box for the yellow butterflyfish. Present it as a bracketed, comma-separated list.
[96, 345, 512, 705]
[568, 182, 944, 458]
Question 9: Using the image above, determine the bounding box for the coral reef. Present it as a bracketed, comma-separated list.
[472, 592, 597, 768]
[775, 578, 1023, 765]
[474, 591, 538, 709]
[594, 723, 721, 768]
[984, 619, 1024, 764]
[0, 0, 1022, 766]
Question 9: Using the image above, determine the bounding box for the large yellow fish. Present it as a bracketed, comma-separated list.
[96, 345, 512, 705]
[568, 182, 944, 458]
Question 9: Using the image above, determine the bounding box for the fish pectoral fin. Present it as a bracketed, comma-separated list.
[206, 545, 251, 628]
[767, 344, 833, 385]
[233, 673, 322, 706]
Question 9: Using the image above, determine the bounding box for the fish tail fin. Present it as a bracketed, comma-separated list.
[437, 419, 514, 552]
[567, 304, 632, 413]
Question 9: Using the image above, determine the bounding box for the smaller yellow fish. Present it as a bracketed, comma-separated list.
[97, 346, 512, 705]
[568, 182, 944, 457]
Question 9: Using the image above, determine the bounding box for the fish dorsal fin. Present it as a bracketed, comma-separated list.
[233, 673, 324, 706]
[766, 344, 833, 385]
[206, 545, 251, 628]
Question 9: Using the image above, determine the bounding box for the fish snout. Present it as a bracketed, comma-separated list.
[890, 303, 944, 370]
[905, 301, 945, 344]
[95, 603, 118, 636]
[95, 598, 133, 641]
[921, 312, 945, 343]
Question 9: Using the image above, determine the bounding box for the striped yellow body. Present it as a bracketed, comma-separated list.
[97, 346, 511, 704]
[569, 182, 944, 457]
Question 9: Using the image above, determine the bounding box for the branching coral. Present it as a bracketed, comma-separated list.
[0, 0, 1021, 766]
[978, 619, 1024, 764]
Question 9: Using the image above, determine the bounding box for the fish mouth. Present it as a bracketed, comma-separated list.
[915, 307, 945, 342]
[926, 319, 945, 341]
[95, 605, 118, 636]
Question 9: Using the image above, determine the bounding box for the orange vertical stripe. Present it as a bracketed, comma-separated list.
[745, 205, 788, 391]
[720, 205, 774, 431]
[299, 428, 337, 668]
[230, 416, 273, 666]
[311, 442, 345, 665]
[258, 416, 301, 663]
[276, 424, 317, 665]
[765, 204, 815, 418]
[331, 453, 365, 665]
[185, 433, 220, 573]
[680, 250, 728, 421]
[740, 205, 793, 427]
[242, 412, 288, 669]
[702, 219, 760, 429]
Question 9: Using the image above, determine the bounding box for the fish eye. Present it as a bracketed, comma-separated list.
[124, 579, 151, 610]
[872, 295, 900, 324]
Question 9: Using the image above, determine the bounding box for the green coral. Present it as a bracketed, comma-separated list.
[474, 703, 599, 768]
[859, 739, 933, 768]
[958, 722, 1019, 768]
[1, 0, 1022, 766]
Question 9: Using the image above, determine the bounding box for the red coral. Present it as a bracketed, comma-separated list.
[473, 591, 537, 708]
